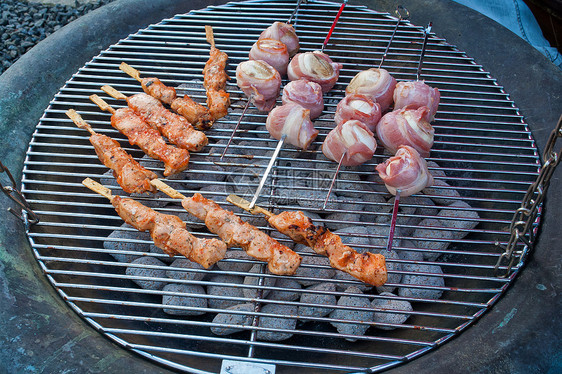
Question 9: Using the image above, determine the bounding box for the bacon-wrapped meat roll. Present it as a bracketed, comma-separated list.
[249, 38, 290, 75]
[393, 80, 440, 121]
[236, 60, 282, 112]
[281, 79, 324, 119]
[346, 68, 397, 112]
[287, 51, 342, 93]
[375, 145, 434, 197]
[259, 21, 300, 57]
[322, 120, 377, 166]
[266, 102, 319, 150]
[334, 94, 382, 131]
[376, 106, 434, 157]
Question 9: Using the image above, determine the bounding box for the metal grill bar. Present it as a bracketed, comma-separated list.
[22, 1, 541, 373]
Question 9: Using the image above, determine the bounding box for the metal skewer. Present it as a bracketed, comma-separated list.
[247, 5, 347, 210]
[220, 0, 306, 159]
[322, 5, 409, 210]
[384, 22, 432, 253]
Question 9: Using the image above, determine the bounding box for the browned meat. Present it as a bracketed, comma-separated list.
[182, 193, 301, 275]
[140, 77, 177, 105]
[170, 95, 213, 130]
[112, 195, 226, 268]
[267, 210, 387, 286]
[126, 93, 208, 151]
[110, 107, 190, 176]
[206, 88, 230, 121]
[203, 31, 230, 121]
[90, 133, 157, 194]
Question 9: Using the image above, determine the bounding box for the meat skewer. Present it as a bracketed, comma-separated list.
[65, 109, 157, 194]
[378, 22, 435, 253]
[119, 62, 214, 130]
[149, 179, 302, 276]
[204, 25, 231, 122]
[100, 85, 208, 152]
[321, 6, 409, 209]
[90, 94, 190, 177]
[221, 0, 305, 159]
[82, 178, 227, 268]
[226, 194, 387, 286]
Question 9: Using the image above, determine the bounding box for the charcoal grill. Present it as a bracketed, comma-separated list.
[2, 0, 561, 373]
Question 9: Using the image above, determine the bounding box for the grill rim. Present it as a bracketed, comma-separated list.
[1, 0, 560, 374]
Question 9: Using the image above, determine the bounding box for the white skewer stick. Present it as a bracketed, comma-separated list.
[322, 6, 410, 210]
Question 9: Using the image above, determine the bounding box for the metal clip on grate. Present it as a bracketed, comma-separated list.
[19, 1, 545, 373]
[1, 160, 39, 228]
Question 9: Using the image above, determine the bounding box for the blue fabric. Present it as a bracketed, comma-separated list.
[452, 0, 562, 69]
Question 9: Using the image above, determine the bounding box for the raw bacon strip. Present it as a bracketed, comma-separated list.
[376, 106, 434, 157]
[322, 120, 377, 166]
[236, 59, 282, 112]
[110, 107, 190, 177]
[287, 51, 342, 93]
[266, 211, 387, 286]
[259, 21, 300, 57]
[66, 109, 157, 194]
[375, 145, 434, 197]
[265, 103, 319, 150]
[249, 38, 290, 75]
[182, 193, 302, 275]
[334, 94, 381, 131]
[112, 195, 226, 268]
[346, 68, 397, 112]
[126, 93, 208, 152]
[393, 80, 440, 121]
[282, 79, 324, 119]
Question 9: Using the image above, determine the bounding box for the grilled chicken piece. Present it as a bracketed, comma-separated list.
[182, 193, 302, 275]
[170, 95, 213, 131]
[204, 26, 230, 122]
[112, 195, 227, 268]
[110, 107, 190, 176]
[126, 93, 208, 152]
[140, 77, 177, 105]
[206, 88, 230, 122]
[267, 210, 387, 286]
[90, 133, 157, 194]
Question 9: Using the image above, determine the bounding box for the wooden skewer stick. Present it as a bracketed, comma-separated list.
[119, 62, 142, 82]
[101, 85, 127, 101]
[205, 25, 215, 49]
[83, 177, 113, 200]
[226, 193, 273, 218]
[149, 179, 186, 200]
[90, 94, 116, 115]
[66, 109, 95, 135]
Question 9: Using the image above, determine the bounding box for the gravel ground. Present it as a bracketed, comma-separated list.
[0, 0, 115, 75]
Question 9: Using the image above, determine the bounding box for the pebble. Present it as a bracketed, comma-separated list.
[211, 303, 254, 335]
[125, 256, 168, 290]
[103, 224, 150, 262]
[256, 303, 298, 341]
[162, 283, 207, 316]
[329, 286, 374, 341]
[206, 274, 246, 309]
[372, 292, 413, 330]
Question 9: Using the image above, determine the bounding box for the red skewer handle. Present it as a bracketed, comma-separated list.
[322, 0, 348, 51]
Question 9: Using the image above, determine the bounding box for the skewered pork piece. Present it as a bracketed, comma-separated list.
[376, 106, 434, 157]
[90, 94, 190, 177]
[249, 38, 290, 75]
[345, 68, 397, 112]
[204, 25, 231, 122]
[150, 180, 302, 276]
[393, 80, 440, 121]
[101, 86, 208, 152]
[265, 102, 319, 149]
[334, 93, 381, 131]
[227, 195, 388, 286]
[119, 62, 213, 130]
[375, 145, 433, 197]
[66, 109, 157, 194]
[259, 21, 300, 57]
[236, 59, 282, 112]
[281, 79, 324, 119]
[83, 178, 227, 268]
[322, 120, 377, 166]
[287, 51, 343, 93]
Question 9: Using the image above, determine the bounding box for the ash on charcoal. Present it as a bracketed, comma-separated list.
[125, 256, 168, 290]
[162, 283, 207, 316]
